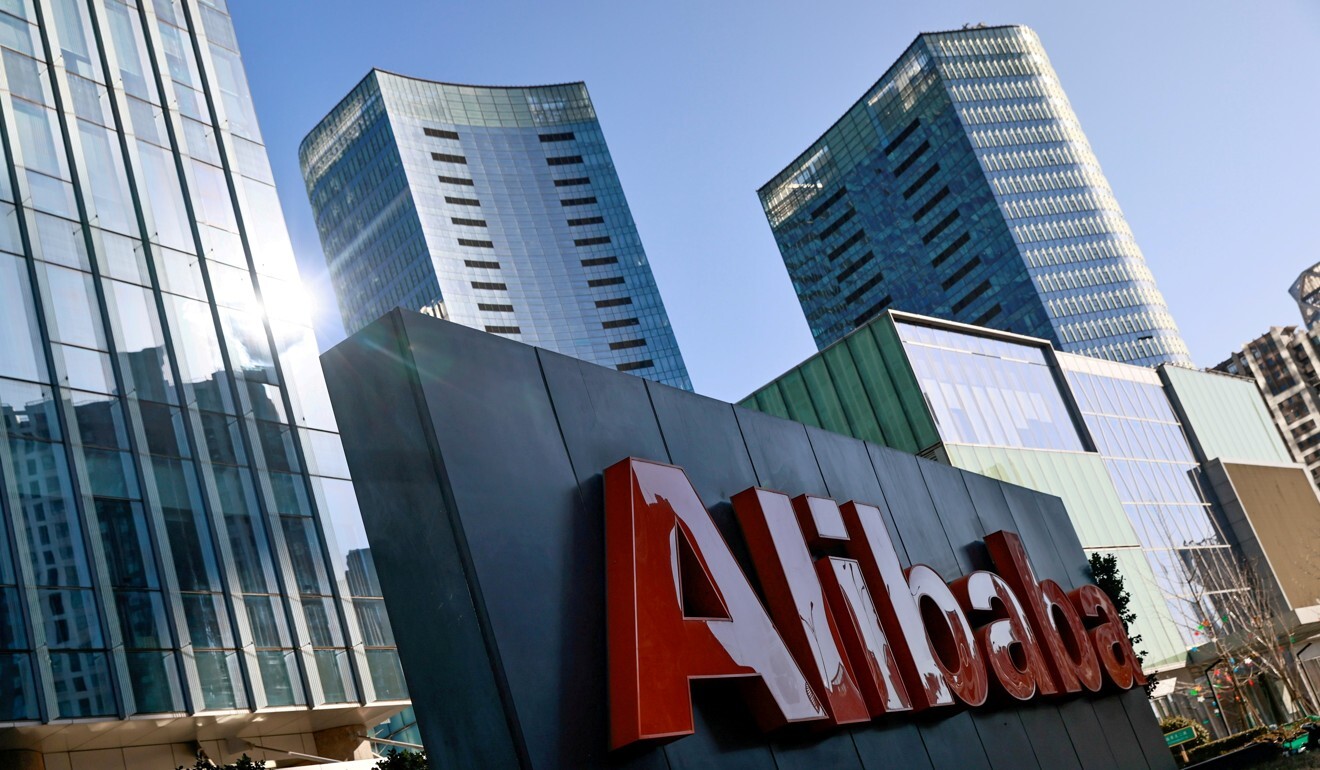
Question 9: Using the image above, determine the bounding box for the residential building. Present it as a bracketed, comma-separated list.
[0, 1, 406, 766]
[1215, 263, 1320, 486]
[741, 310, 1320, 731]
[757, 24, 1191, 367]
[299, 72, 692, 390]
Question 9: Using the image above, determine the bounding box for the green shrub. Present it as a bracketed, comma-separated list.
[1186, 727, 1271, 764]
[1160, 714, 1209, 750]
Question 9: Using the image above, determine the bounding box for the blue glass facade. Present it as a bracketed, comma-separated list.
[300, 72, 692, 390]
[0, 0, 405, 759]
[758, 25, 1191, 368]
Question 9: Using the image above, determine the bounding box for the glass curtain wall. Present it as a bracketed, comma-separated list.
[1058, 354, 1241, 648]
[0, 0, 402, 722]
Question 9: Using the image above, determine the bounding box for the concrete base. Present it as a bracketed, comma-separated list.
[313, 725, 372, 762]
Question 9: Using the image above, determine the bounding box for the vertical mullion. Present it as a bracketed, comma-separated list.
[20, 0, 134, 720]
[181, 0, 369, 705]
[129, 0, 265, 711]
[81, 0, 205, 716]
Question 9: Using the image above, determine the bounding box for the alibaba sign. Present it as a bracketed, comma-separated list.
[605, 458, 1145, 749]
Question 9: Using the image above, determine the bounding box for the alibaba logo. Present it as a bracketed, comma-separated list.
[605, 458, 1144, 749]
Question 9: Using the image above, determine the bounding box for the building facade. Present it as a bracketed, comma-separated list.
[1215, 326, 1320, 486]
[741, 311, 1314, 722]
[300, 72, 692, 390]
[0, 0, 406, 766]
[1215, 264, 1320, 487]
[757, 25, 1190, 368]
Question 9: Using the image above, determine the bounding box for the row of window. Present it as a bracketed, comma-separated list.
[941, 255, 982, 291]
[892, 140, 930, 177]
[921, 209, 960, 244]
[932, 232, 971, 268]
[951, 278, 992, 314]
[883, 118, 920, 156]
[904, 163, 940, 199]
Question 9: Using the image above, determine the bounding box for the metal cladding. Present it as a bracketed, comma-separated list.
[322, 309, 1175, 769]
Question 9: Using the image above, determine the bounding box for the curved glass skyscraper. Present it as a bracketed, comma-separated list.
[300, 72, 692, 390]
[759, 25, 1191, 368]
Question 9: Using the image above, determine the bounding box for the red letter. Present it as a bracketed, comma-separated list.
[985, 532, 1101, 694]
[793, 495, 912, 716]
[732, 488, 871, 726]
[950, 571, 1052, 701]
[839, 501, 986, 709]
[1071, 583, 1146, 690]
[605, 458, 826, 749]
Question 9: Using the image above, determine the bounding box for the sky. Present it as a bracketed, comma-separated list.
[231, 0, 1320, 403]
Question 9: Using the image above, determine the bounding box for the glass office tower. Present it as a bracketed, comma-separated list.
[758, 25, 1191, 368]
[300, 72, 692, 390]
[0, 0, 404, 766]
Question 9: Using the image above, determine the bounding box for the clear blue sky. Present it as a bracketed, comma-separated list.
[232, 0, 1320, 402]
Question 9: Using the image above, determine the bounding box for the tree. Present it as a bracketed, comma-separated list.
[1089, 552, 1158, 695]
[375, 748, 428, 770]
[1145, 546, 1317, 732]
[1189, 551, 1316, 722]
[175, 752, 265, 770]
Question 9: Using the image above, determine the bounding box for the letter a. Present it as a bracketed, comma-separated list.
[605, 458, 826, 749]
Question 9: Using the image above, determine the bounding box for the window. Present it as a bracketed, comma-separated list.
[561, 197, 597, 207]
[616, 360, 654, 372]
[836, 252, 875, 283]
[818, 208, 855, 240]
[973, 304, 1002, 325]
[903, 164, 941, 199]
[431, 152, 466, 164]
[931, 232, 970, 267]
[809, 186, 848, 220]
[920, 210, 959, 244]
[854, 296, 892, 326]
[892, 140, 930, 177]
[546, 155, 583, 166]
[912, 187, 949, 222]
[884, 118, 920, 155]
[588, 276, 624, 288]
[471, 281, 506, 291]
[575, 236, 611, 247]
[445, 196, 480, 206]
[458, 239, 494, 248]
[438, 175, 474, 186]
[595, 297, 632, 308]
[581, 256, 618, 267]
[484, 326, 520, 334]
[568, 216, 604, 227]
[602, 318, 639, 329]
[464, 260, 500, 269]
[609, 339, 646, 350]
[951, 279, 992, 313]
[423, 128, 459, 140]
[825, 230, 865, 262]
[554, 177, 590, 187]
[844, 273, 884, 304]
[478, 303, 514, 312]
[941, 256, 982, 291]
[452, 217, 486, 227]
[538, 132, 575, 142]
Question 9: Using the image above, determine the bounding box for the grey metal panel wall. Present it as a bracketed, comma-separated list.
[322, 309, 1174, 770]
